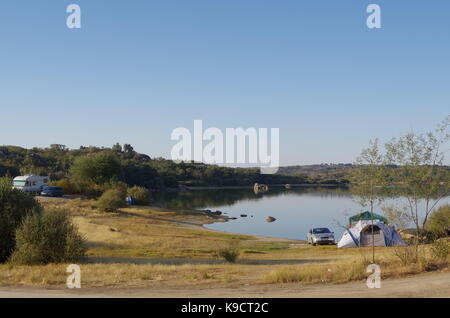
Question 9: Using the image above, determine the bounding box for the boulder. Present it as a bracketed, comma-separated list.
[265, 216, 277, 223]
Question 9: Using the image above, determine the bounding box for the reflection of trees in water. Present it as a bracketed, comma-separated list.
[153, 189, 259, 209]
[152, 186, 435, 210]
[154, 187, 354, 209]
[285, 187, 352, 199]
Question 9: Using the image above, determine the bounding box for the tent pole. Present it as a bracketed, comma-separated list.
[371, 201, 375, 263]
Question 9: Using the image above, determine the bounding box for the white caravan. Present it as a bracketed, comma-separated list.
[12, 175, 49, 193]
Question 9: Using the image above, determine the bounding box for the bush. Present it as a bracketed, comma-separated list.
[97, 188, 126, 212]
[51, 178, 78, 195]
[0, 178, 41, 263]
[393, 245, 417, 265]
[107, 181, 128, 196]
[430, 239, 449, 264]
[10, 210, 87, 265]
[78, 180, 114, 198]
[217, 240, 241, 263]
[426, 205, 450, 238]
[127, 186, 151, 205]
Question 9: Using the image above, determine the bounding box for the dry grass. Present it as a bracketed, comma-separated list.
[1, 248, 446, 288]
[40, 198, 256, 259]
[265, 246, 449, 285]
[0, 263, 254, 288]
[265, 260, 367, 284]
[0, 198, 447, 288]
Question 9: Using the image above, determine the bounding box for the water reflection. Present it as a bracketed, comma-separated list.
[153, 186, 352, 210]
[153, 187, 448, 240]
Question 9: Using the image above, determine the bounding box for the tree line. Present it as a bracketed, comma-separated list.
[0, 143, 336, 194]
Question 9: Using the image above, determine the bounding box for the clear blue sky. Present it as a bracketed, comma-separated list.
[1, 1, 449, 165]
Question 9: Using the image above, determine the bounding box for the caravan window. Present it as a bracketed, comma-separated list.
[13, 180, 26, 187]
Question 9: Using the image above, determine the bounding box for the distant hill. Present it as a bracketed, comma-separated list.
[278, 163, 354, 177]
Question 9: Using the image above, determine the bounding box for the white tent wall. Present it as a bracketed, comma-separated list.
[337, 220, 407, 248]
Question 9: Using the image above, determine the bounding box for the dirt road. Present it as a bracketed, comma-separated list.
[1, 271, 449, 298]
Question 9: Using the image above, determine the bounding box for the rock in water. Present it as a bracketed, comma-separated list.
[240, 214, 248, 217]
[265, 216, 276, 223]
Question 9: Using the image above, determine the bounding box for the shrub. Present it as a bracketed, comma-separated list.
[51, 178, 78, 195]
[107, 181, 128, 196]
[393, 245, 417, 265]
[0, 178, 41, 263]
[10, 210, 87, 265]
[61, 179, 105, 198]
[426, 205, 450, 238]
[217, 240, 241, 263]
[127, 186, 151, 205]
[97, 188, 126, 212]
[429, 239, 449, 264]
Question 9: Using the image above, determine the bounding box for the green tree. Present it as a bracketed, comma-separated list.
[123, 144, 135, 159]
[351, 139, 387, 262]
[384, 116, 449, 259]
[426, 204, 450, 238]
[71, 151, 121, 185]
[112, 143, 122, 153]
[0, 178, 41, 263]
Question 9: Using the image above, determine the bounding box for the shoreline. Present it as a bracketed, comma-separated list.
[191, 207, 306, 244]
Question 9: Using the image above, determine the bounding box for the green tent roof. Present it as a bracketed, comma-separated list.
[349, 211, 388, 225]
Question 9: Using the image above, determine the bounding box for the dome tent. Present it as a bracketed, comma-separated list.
[337, 218, 407, 248]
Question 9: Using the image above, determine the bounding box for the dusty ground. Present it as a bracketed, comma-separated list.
[1, 271, 449, 298]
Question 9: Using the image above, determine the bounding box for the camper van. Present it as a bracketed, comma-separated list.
[12, 175, 49, 194]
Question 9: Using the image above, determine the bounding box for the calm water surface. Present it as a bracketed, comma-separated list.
[154, 187, 449, 241]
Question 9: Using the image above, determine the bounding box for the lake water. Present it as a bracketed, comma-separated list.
[153, 187, 449, 241]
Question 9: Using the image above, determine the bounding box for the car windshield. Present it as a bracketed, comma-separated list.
[313, 228, 331, 234]
[45, 187, 61, 191]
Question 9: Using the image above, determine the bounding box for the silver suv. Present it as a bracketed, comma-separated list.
[307, 228, 335, 245]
